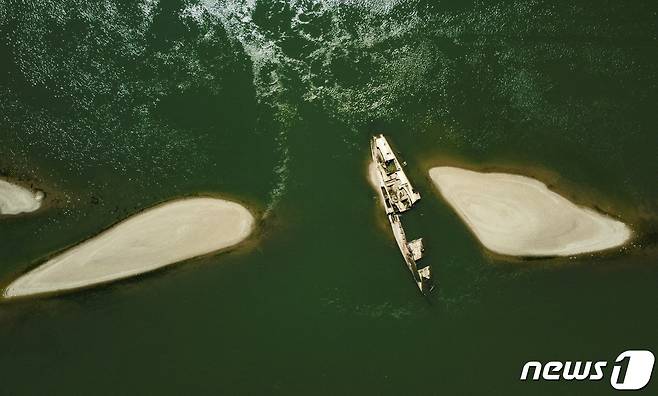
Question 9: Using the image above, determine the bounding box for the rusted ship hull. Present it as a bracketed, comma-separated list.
[370, 134, 434, 294]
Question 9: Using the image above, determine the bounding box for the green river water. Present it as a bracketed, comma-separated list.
[0, 1, 656, 394]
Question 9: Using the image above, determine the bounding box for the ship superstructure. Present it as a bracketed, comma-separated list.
[371, 135, 421, 214]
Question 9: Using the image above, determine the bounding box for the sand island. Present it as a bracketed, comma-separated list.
[429, 167, 631, 257]
[0, 179, 44, 215]
[4, 197, 254, 298]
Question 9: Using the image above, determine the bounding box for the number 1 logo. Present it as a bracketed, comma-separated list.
[610, 350, 655, 390]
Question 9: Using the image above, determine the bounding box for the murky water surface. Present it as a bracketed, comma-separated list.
[1, 1, 656, 394]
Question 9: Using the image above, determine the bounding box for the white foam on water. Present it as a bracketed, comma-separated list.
[188, 0, 300, 215]
[5, 0, 445, 213]
[184, 1, 438, 212]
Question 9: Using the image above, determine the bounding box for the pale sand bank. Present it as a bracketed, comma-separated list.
[429, 167, 631, 257]
[368, 161, 379, 190]
[4, 197, 254, 298]
[368, 161, 386, 208]
[0, 179, 44, 215]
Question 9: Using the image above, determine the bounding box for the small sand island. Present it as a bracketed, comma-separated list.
[4, 197, 254, 298]
[429, 167, 631, 257]
[0, 179, 44, 215]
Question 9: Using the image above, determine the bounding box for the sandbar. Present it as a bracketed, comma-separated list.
[429, 166, 631, 257]
[367, 161, 379, 190]
[0, 179, 44, 215]
[4, 197, 254, 298]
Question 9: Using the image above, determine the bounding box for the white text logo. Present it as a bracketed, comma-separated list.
[520, 350, 655, 391]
